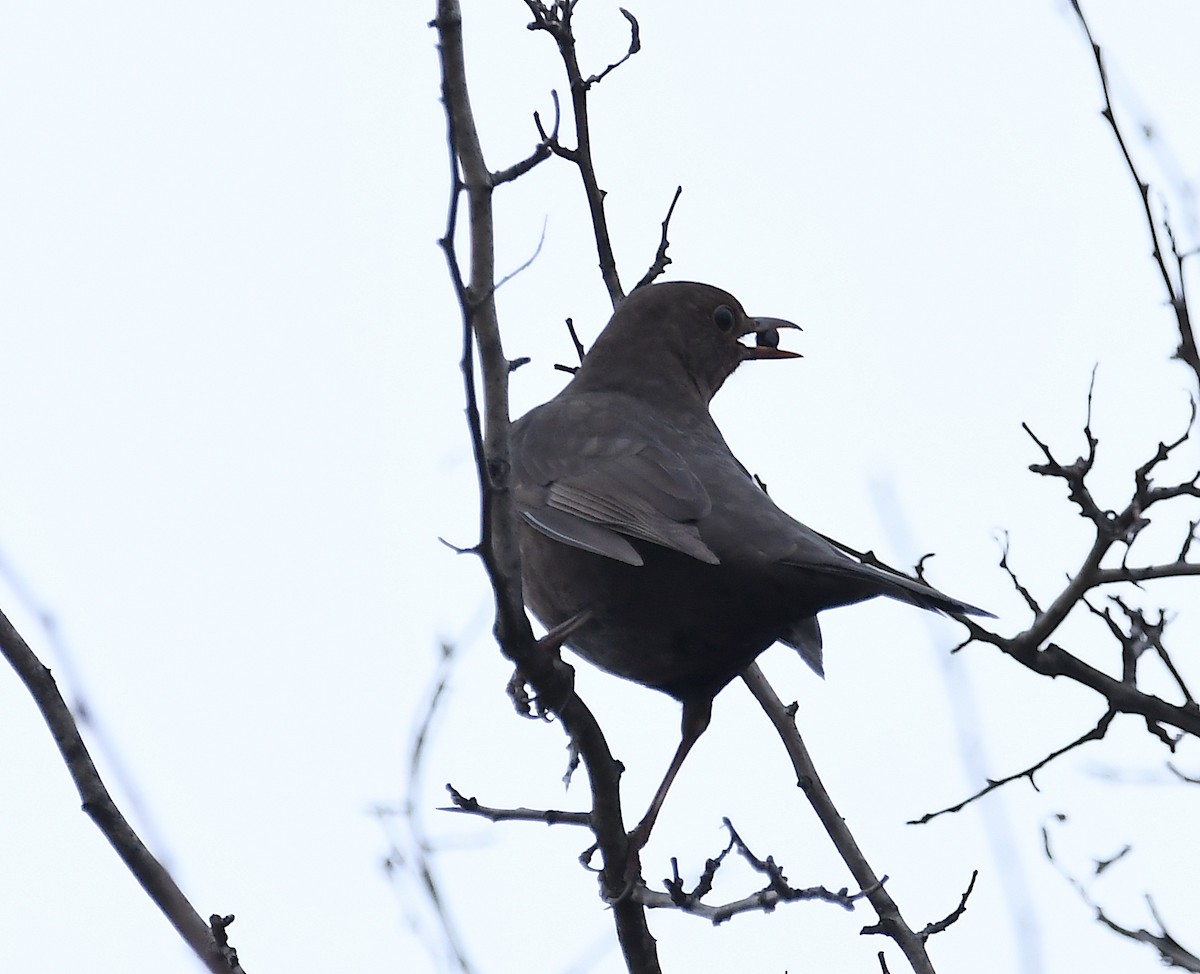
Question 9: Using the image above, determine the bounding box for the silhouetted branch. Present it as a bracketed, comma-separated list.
[583, 7, 640, 87]
[1068, 0, 1198, 390]
[524, 0, 639, 307]
[959, 395, 1200, 750]
[637, 819, 871, 923]
[1044, 817, 1200, 971]
[909, 711, 1116, 824]
[442, 784, 591, 827]
[914, 871, 978, 941]
[635, 186, 684, 290]
[742, 664, 937, 974]
[433, 4, 659, 970]
[1096, 898, 1200, 973]
[0, 608, 244, 974]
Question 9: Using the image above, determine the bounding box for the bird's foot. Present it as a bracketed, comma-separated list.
[504, 612, 590, 717]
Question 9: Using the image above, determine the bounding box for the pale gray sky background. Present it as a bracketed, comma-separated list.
[2, 1, 1198, 972]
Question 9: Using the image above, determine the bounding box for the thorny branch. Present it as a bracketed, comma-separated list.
[936, 398, 1200, 816]
[922, 24, 1200, 950]
[641, 818, 873, 924]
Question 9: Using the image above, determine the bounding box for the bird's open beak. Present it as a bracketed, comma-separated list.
[741, 317, 802, 360]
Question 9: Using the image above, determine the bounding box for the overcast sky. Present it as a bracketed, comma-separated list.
[2, 2, 1198, 972]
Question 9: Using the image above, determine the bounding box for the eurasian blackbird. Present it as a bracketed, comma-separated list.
[511, 281, 989, 847]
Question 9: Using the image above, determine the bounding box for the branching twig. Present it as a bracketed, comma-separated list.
[583, 7, 640, 88]
[635, 818, 872, 924]
[959, 393, 1200, 753]
[1044, 819, 1200, 971]
[996, 531, 1042, 616]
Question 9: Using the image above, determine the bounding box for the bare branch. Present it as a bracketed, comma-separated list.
[634, 185, 684, 290]
[996, 531, 1042, 615]
[1095, 897, 1200, 973]
[1067, 0, 1198, 389]
[1045, 820, 1200, 971]
[635, 818, 872, 924]
[583, 8, 641, 88]
[434, 5, 660, 969]
[742, 664, 937, 974]
[914, 871, 978, 941]
[553, 316, 589, 375]
[524, 0, 629, 306]
[910, 711, 1116, 824]
[0, 608, 244, 974]
[493, 93, 558, 185]
[442, 784, 591, 826]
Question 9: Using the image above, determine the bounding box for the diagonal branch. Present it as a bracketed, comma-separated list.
[909, 710, 1117, 824]
[0, 608, 244, 974]
[1068, 0, 1198, 389]
[742, 664, 938, 974]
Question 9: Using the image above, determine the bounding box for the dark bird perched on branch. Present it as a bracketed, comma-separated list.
[511, 281, 990, 851]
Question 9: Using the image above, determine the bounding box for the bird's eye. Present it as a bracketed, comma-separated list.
[713, 306, 735, 332]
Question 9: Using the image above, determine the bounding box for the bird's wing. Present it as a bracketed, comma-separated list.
[512, 394, 719, 566]
[691, 452, 995, 618]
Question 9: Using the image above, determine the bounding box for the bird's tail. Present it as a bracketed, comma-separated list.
[877, 570, 994, 618]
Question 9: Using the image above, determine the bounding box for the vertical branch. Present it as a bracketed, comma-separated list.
[1068, 0, 1198, 389]
[432, 4, 660, 970]
[433, 0, 525, 649]
[525, 1, 637, 308]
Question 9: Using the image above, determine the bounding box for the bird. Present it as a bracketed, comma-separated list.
[510, 280, 990, 851]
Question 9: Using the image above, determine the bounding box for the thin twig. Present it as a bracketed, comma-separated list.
[441, 784, 591, 826]
[433, 5, 660, 970]
[1067, 0, 1198, 389]
[634, 186, 684, 290]
[910, 711, 1117, 824]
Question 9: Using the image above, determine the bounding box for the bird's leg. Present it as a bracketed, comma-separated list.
[626, 697, 713, 854]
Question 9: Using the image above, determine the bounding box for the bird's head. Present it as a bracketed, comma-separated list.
[572, 281, 800, 406]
